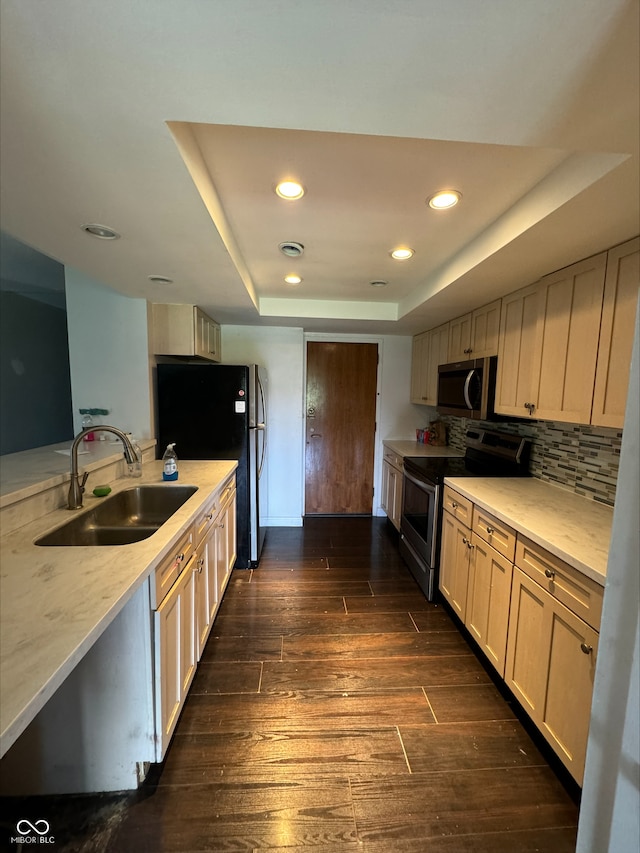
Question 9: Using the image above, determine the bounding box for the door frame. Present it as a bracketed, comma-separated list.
[302, 332, 384, 516]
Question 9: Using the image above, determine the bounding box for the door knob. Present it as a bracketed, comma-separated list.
[310, 434, 322, 438]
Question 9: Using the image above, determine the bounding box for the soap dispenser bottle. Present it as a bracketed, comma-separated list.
[162, 443, 178, 481]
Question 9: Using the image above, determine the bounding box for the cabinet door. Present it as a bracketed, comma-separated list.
[381, 459, 392, 517]
[592, 237, 639, 427]
[390, 465, 403, 530]
[425, 323, 449, 404]
[194, 308, 209, 359]
[410, 331, 429, 404]
[439, 511, 470, 620]
[194, 546, 210, 660]
[466, 535, 513, 677]
[155, 558, 197, 757]
[495, 283, 540, 418]
[448, 313, 472, 361]
[505, 568, 598, 784]
[531, 252, 606, 424]
[469, 299, 501, 358]
[410, 324, 449, 406]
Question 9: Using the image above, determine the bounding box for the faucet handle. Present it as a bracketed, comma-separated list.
[79, 471, 89, 492]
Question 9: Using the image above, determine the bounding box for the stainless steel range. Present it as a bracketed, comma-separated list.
[399, 429, 530, 600]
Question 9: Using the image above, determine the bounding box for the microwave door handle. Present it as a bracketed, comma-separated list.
[463, 369, 476, 410]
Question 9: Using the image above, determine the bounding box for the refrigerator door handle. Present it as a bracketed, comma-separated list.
[257, 373, 267, 478]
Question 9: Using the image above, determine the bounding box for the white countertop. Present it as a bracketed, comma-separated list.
[384, 439, 463, 459]
[0, 459, 237, 757]
[445, 477, 613, 586]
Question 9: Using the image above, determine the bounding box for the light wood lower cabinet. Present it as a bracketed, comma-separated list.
[381, 449, 404, 530]
[439, 509, 471, 621]
[440, 488, 601, 784]
[154, 551, 197, 757]
[153, 473, 236, 759]
[505, 567, 598, 785]
[465, 534, 513, 677]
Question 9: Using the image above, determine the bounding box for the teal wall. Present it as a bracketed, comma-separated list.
[0, 232, 73, 454]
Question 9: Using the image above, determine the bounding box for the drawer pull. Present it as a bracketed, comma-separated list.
[195, 557, 205, 574]
[462, 536, 468, 545]
[580, 643, 593, 655]
[176, 552, 185, 563]
[544, 569, 555, 579]
[452, 501, 459, 509]
[486, 526, 495, 535]
[206, 512, 214, 521]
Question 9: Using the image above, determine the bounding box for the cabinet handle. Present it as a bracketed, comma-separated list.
[464, 348, 472, 354]
[219, 523, 225, 529]
[176, 552, 185, 563]
[451, 501, 458, 509]
[195, 558, 205, 574]
[580, 643, 593, 655]
[206, 512, 214, 521]
[467, 541, 474, 550]
[486, 526, 495, 535]
[544, 568, 555, 579]
[462, 537, 469, 545]
[524, 402, 536, 415]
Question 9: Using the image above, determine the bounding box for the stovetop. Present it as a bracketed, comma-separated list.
[404, 428, 531, 485]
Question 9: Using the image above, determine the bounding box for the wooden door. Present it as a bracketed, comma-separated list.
[305, 342, 378, 514]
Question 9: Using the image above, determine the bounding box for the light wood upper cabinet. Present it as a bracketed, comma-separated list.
[496, 253, 607, 424]
[448, 300, 501, 362]
[495, 283, 541, 418]
[152, 303, 221, 362]
[531, 252, 606, 424]
[447, 313, 472, 362]
[592, 237, 640, 428]
[410, 322, 449, 405]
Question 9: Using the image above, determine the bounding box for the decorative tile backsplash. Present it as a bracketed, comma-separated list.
[441, 416, 622, 507]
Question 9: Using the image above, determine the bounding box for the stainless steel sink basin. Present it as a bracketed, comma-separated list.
[36, 485, 198, 546]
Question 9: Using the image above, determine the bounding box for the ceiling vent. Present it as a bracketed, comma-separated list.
[278, 241, 305, 257]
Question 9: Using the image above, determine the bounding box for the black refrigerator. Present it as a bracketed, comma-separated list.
[156, 363, 267, 568]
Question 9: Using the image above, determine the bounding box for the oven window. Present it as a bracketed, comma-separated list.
[401, 474, 437, 566]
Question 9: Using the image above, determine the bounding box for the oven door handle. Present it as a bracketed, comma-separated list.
[463, 369, 476, 410]
[403, 469, 437, 494]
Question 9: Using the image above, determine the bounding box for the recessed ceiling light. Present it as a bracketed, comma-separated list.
[428, 190, 462, 210]
[148, 275, 173, 284]
[390, 247, 414, 260]
[81, 223, 120, 240]
[284, 274, 302, 285]
[279, 241, 305, 257]
[275, 181, 305, 200]
[370, 280, 388, 287]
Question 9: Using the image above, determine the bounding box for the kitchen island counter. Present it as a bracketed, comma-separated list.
[445, 476, 613, 586]
[0, 459, 237, 758]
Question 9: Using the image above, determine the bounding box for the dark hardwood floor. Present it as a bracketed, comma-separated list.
[1, 518, 580, 852]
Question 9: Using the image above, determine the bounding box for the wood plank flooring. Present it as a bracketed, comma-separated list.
[0, 517, 579, 852]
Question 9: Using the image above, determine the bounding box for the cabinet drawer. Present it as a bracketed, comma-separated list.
[443, 486, 473, 525]
[515, 536, 603, 631]
[194, 495, 218, 544]
[472, 506, 516, 562]
[150, 526, 195, 609]
[383, 448, 403, 471]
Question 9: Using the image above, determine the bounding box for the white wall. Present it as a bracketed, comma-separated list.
[65, 268, 152, 439]
[577, 303, 640, 853]
[222, 325, 305, 526]
[222, 325, 425, 525]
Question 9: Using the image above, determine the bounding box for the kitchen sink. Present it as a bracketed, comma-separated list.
[36, 485, 198, 546]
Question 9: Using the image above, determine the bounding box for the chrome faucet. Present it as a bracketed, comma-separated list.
[68, 425, 137, 509]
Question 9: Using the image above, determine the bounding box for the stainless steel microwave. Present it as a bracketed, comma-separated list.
[437, 356, 497, 420]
